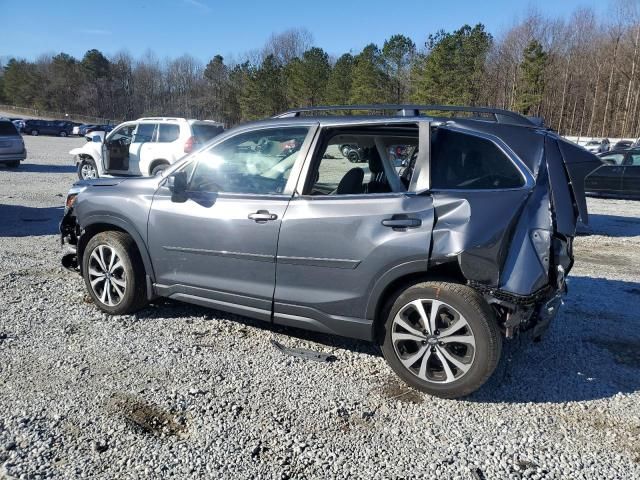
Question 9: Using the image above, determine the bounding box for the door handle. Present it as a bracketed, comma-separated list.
[248, 210, 278, 222]
[382, 215, 421, 230]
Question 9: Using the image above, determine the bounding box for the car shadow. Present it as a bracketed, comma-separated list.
[134, 275, 640, 404]
[0, 204, 64, 237]
[0, 163, 76, 174]
[578, 213, 640, 237]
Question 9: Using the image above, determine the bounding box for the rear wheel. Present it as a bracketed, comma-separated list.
[78, 158, 98, 180]
[82, 231, 148, 315]
[59, 131, 67, 137]
[381, 282, 502, 399]
[151, 163, 169, 176]
[31, 130, 39, 136]
[347, 150, 360, 163]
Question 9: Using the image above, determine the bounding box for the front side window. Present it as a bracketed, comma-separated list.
[629, 153, 640, 166]
[109, 124, 135, 144]
[430, 129, 524, 189]
[188, 127, 309, 195]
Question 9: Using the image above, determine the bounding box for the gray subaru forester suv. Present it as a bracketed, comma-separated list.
[60, 105, 600, 398]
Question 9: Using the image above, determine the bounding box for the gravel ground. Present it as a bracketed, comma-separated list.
[1, 136, 639, 479]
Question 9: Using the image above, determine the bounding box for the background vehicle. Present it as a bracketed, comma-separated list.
[60, 104, 600, 398]
[22, 119, 74, 137]
[86, 124, 114, 135]
[0, 118, 27, 168]
[584, 138, 610, 153]
[585, 149, 640, 197]
[613, 139, 633, 150]
[71, 117, 224, 180]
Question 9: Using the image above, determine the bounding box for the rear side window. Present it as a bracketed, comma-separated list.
[600, 153, 625, 165]
[157, 124, 180, 143]
[0, 122, 18, 135]
[192, 124, 224, 143]
[431, 129, 524, 189]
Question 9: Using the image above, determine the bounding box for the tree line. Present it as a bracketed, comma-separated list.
[1, 1, 640, 138]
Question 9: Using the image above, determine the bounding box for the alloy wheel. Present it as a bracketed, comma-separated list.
[391, 299, 476, 384]
[81, 163, 97, 179]
[87, 245, 127, 306]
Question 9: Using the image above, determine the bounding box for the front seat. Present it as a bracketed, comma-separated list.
[336, 167, 365, 194]
[365, 148, 391, 193]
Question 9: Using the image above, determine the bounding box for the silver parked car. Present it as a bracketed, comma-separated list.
[0, 118, 26, 168]
[584, 138, 610, 154]
[60, 105, 600, 399]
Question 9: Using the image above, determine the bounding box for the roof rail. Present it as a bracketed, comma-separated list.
[273, 104, 538, 127]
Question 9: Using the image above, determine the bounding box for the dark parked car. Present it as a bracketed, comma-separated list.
[0, 118, 26, 167]
[60, 104, 600, 399]
[585, 149, 640, 197]
[86, 124, 114, 135]
[613, 139, 633, 150]
[22, 119, 74, 137]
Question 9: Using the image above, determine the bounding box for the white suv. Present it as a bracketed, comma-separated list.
[70, 117, 224, 180]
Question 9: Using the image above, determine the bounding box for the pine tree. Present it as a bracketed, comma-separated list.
[514, 40, 548, 116]
[326, 54, 355, 105]
[350, 44, 389, 104]
[382, 34, 415, 103]
[286, 47, 330, 106]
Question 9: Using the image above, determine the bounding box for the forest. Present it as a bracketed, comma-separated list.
[2, 1, 640, 137]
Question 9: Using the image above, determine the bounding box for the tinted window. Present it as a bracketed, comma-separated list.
[0, 121, 18, 136]
[189, 127, 308, 194]
[192, 124, 224, 143]
[134, 123, 156, 143]
[431, 129, 524, 189]
[157, 124, 180, 143]
[600, 153, 625, 165]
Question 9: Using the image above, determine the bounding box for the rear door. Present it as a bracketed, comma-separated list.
[623, 150, 640, 195]
[273, 121, 435, 340]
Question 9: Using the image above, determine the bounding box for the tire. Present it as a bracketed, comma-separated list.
[341, 145, 351, 157]
[78, 158, 98, 180]
[6, 160, 20, 168]
[151, 163, 169, 176]
[82, 231, 148, 315]
[347, 150, 360, 163]
[381, 281, 502, 399]
[31, 130, 39, 136]
[59, 131, 67, 137]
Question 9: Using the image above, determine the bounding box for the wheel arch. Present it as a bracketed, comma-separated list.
[148, 159, 170, 175]
[78, 216, 156, 283]
[368, 261, 466, 344]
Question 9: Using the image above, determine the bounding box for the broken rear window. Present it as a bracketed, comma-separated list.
[431, 129, 525, 190]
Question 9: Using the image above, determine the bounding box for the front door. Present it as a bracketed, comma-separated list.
[273, 122, 435, 339]
[103, 123, 136, 173]
[147, 124, 316, 321]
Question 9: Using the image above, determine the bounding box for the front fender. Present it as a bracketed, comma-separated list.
[69, 144, 101, 162]
[78, 213, 156, 282]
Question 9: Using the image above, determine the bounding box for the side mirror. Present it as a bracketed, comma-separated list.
[167, 171, 188, 202]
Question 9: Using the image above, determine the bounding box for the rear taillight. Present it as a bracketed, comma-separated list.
[184, 136, 198, 153]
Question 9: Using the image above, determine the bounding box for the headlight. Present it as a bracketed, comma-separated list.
[65, 186, 86, 210]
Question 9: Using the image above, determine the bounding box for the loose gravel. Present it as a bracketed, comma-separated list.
[1, 135, 639, 479]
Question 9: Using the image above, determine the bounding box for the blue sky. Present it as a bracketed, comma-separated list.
[1, 0, 608, 63]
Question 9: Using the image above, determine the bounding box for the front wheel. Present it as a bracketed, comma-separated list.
[31, 130, 39, 136]
[82, 231, 148, 315]
[59, 131, 67, 137]
[381, 282, 502, 399]
[78, 157, 98, 180]
[151, 163, 169, 176]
